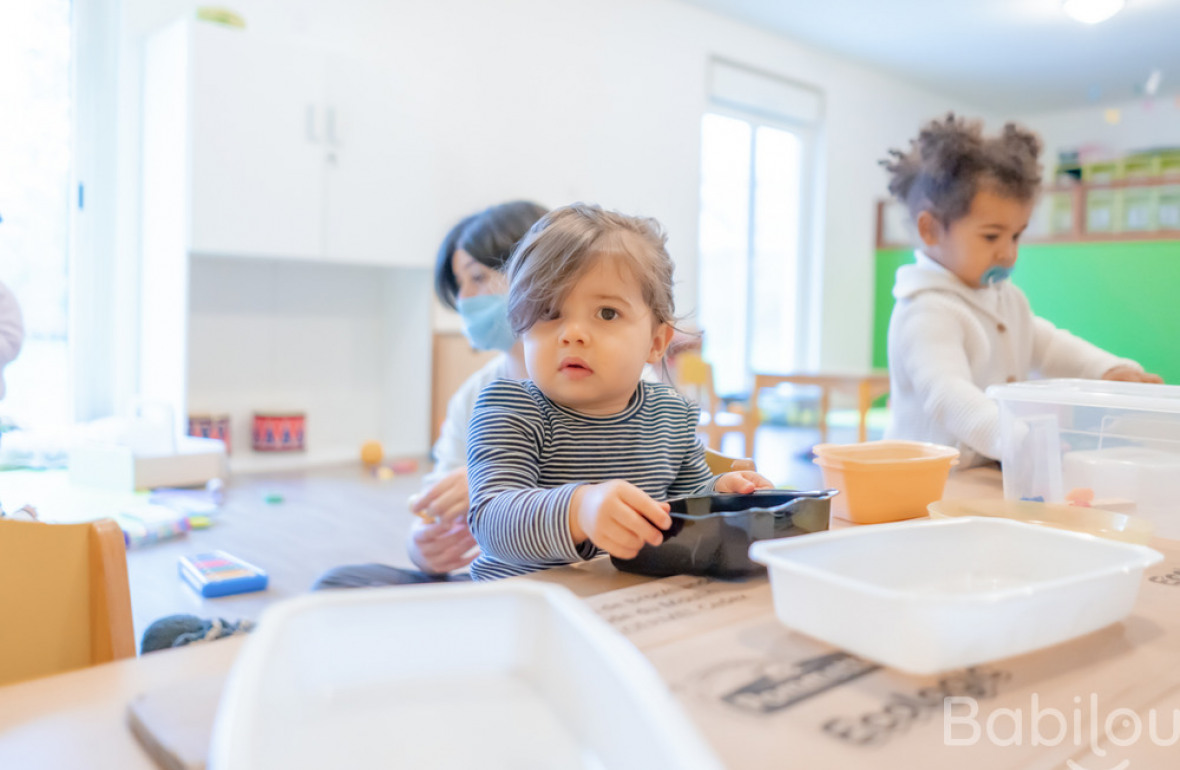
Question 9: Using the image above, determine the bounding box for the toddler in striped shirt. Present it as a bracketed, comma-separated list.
[465, 203, 771, 580]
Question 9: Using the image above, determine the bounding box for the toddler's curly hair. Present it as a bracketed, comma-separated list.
[881, 113, 1043, 225]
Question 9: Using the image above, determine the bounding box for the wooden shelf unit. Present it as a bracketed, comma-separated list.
[876, 174, 1180, 249]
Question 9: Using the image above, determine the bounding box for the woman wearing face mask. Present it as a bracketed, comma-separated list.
[405, 201, 545, 574]
[311, 201, 546, 589]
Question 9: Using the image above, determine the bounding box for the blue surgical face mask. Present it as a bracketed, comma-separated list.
[457, 293, 516, 352]
[980, 265, 1014, 286]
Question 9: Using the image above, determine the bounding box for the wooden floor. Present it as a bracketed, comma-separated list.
[125, 465, 424, 646]
[125, 422, 869, 648]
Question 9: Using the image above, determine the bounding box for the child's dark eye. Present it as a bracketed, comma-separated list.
[597, 307, 619, 321]
[983, 234, 999, 243]
[541, 305, 560, 321]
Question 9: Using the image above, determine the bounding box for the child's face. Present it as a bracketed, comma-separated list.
[523, 254, 673, 416]
[918, 187, 1033, 288]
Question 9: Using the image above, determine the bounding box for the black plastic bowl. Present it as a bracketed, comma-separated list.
[610, 489, 836, 579]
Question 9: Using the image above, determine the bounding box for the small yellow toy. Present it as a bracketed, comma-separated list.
[360, 440, 384, 467]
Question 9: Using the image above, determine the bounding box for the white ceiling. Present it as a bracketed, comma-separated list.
[679, 0, 1180, 113]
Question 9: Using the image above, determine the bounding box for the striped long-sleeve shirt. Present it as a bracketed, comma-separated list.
[466, 379, 717, 580]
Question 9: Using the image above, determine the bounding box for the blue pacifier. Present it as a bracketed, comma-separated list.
[980, 265, 1013, 285]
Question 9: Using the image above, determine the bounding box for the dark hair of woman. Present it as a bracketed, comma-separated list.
[433, 200, 548, 310]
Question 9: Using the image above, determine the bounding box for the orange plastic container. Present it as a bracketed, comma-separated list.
[813, 440, 959, 524]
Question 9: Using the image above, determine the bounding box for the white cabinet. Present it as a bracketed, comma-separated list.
[149, 20, 432, 266]
[139, 20, 434, 470]
[186, 24, 326, 260]
[321, 55, 439, 267]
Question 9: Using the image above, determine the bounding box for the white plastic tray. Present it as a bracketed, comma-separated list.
[209, 581, 721, 770]
[749, 517, 1163, 675]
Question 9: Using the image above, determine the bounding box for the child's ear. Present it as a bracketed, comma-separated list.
[647, 323, 675, 364]
[916, 210, 943, 248]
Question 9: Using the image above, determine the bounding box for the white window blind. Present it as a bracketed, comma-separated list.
[708, 58, 823, 127]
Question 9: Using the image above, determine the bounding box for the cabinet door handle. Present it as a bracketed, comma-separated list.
[325, 107, 338, 147]
[306, 105, 320, 143]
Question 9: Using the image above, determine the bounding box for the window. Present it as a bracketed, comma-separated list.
[0, 0, 74, 429]
[697, 60, 821, 397]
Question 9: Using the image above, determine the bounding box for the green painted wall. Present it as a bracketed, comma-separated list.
[872, 241, 1180, 384]
[872, 248, 914, 369]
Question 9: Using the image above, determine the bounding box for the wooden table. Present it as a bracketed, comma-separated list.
[749, 371, 890, 448]
[7, 468, 1179, 770]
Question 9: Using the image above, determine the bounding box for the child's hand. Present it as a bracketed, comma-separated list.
[1102, 365, 1164, 384]
[714, 470, 774, 494]
[569, 480, 671, 559]
[408, 516, 477, 575]
[409, 467, 469, 525]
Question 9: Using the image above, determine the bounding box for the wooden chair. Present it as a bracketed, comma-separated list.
[703, 448, 756, 475]
[0, 517, 135, 686]
[674, 352, 752, 452]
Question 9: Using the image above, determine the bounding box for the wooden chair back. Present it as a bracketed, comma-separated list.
[673, 351, 717, 409]
[0, 517, 135, 686]
[703, 448, 756, 475]
[675, 352, 753, 453]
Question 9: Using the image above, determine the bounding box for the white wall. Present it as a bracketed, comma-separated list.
[1018, 97, 1180, 178]
[117, 0, 990, 403]
[187, 257, 431, 462]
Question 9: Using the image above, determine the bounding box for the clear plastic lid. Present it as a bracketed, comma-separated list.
[986, 378, 1180, 414]
[927, 498, 1154, 544]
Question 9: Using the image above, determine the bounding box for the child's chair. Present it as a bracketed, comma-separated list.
[703, 448, 756, 475]
[674, 351, 753, 452]
[0, 517, 135, 686]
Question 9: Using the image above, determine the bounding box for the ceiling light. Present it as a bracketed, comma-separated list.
[1062, 0, 1125, 24]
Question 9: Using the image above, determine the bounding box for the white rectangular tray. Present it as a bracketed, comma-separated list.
[749, 516, 1162, 675]
[209, 581, 721, 770]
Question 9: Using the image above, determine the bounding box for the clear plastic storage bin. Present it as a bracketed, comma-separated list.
[988, 379, 1180, 539]
[749, 517, 1162, 674]
[210, 582, 722, 770]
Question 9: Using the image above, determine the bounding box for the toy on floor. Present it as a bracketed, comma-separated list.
[361, 440, 384, 467]
[252, 412, 305, 452]
[140, 613, 255, 655]
[179, 550, 269, 597]
[149, 477, 225, 513]
[376, 459, 419, 481]
[118, 504, 192, 548]
[188, 413, 232, 454]
[359, 440, 419, 480]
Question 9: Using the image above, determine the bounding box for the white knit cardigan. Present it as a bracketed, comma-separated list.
[884, 253, 1140, 467]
